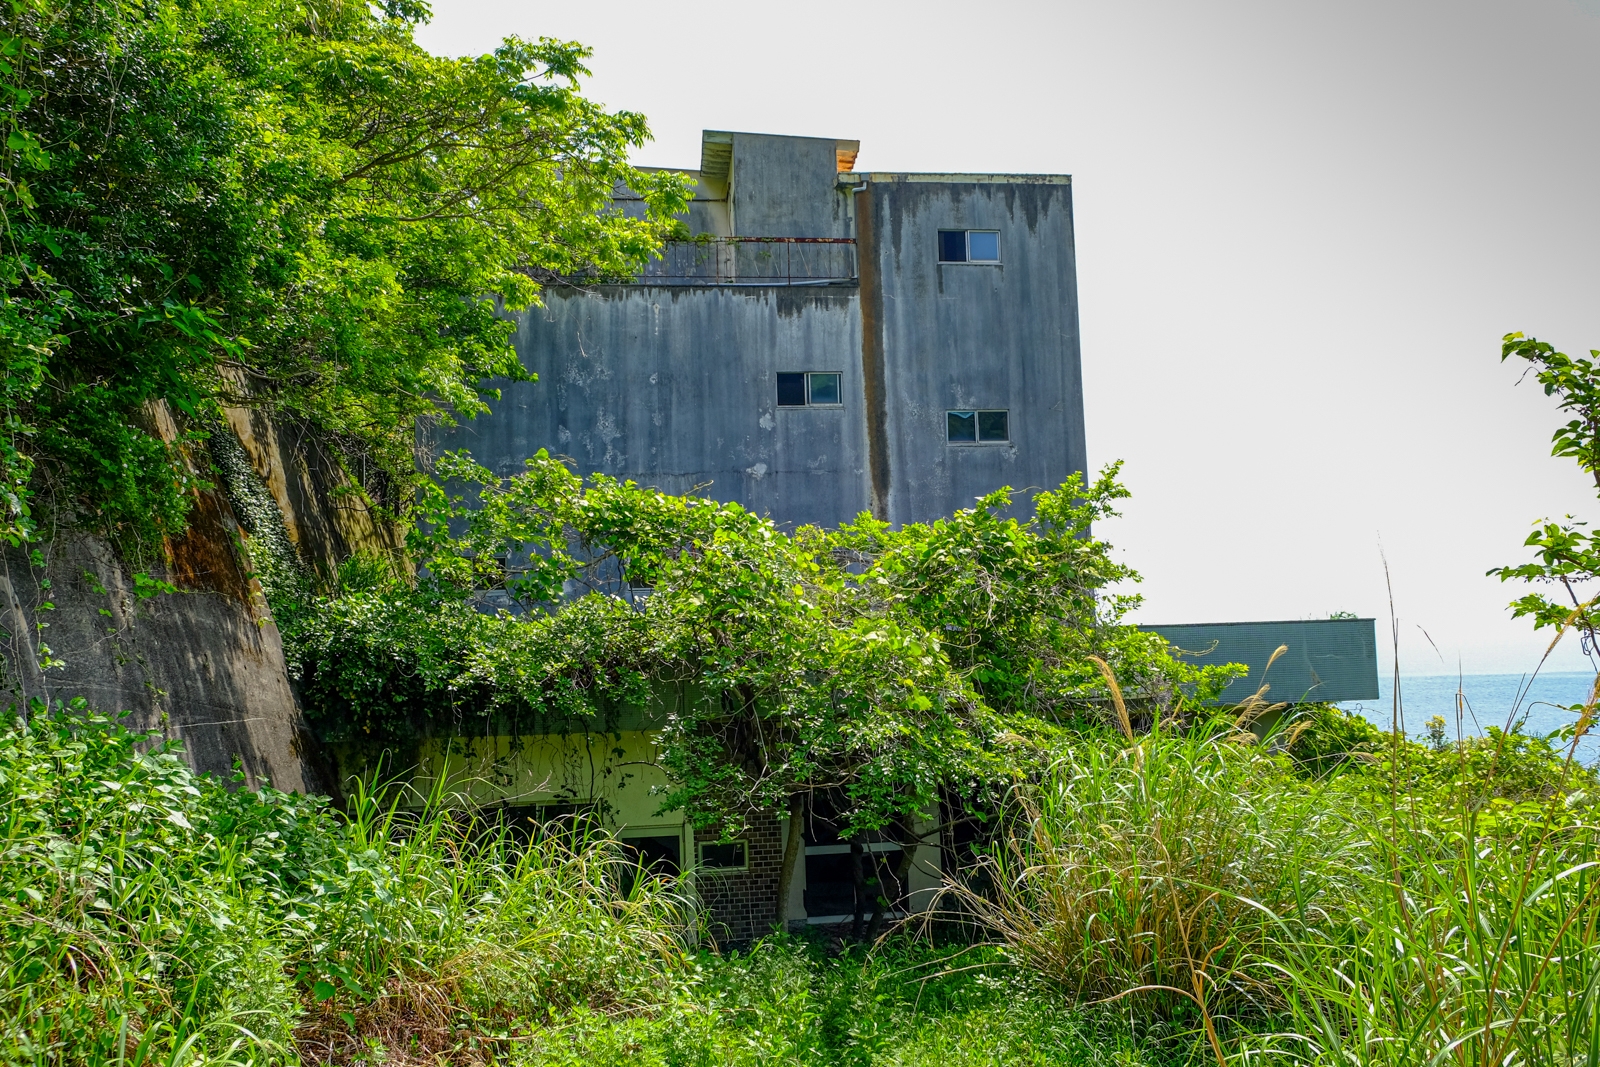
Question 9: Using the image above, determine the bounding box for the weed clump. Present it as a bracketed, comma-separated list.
[943, 723, 1361, 1025]
[0, 702, 692, 1067]
[943, 699, 1600, 1066]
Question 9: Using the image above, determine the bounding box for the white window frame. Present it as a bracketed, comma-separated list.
[937, 229, 1001, 265]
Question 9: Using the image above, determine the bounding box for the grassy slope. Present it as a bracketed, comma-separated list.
[4, 704, 1597, 1067]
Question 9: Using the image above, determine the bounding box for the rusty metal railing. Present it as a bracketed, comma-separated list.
[640, 237, 856, 286]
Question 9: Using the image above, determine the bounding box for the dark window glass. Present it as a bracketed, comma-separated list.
[978, 409, 1009, 441]
[699, 840, 747, 870]
[947, 411, 977, 442]
[807, 372, 841, 405]
[938, 230, 968, 262]
[619, 834, 682, 895]
[967, 230, 999, 261]
[776, 372, 807, 406]
[620, 835, 681, 875]
[803, 853, 857, 917]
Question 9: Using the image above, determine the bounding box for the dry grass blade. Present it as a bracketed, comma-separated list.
[1088, 654, 1135, 742]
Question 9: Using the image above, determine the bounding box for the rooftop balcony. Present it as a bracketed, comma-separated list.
[638, 237, 856, 286]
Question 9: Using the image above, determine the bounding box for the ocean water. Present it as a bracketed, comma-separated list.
[1337, 672, 1600, 767]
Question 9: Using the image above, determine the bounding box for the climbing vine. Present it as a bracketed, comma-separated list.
[279, 453, 1242, 837]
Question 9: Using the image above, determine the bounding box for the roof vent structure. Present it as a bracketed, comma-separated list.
[700, 131, 733, 184]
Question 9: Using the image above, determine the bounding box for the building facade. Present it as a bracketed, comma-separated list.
[407, 132, 1386, 940]
[435, 129, 1088, 529]
[409, 130, 1089, 940]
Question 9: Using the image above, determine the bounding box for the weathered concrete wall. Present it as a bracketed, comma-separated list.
[0, 514, 319, 792]
[450, 133, 1087, 533]
[616, 168, 730, 238]
[436, 283, 873, 530]
[727, 132, 852, 239]
[220, 403, 407, 586]
[444, 132, 1088, 537]
[0, 391, 412, 792]
[859, 176, 1087, 525]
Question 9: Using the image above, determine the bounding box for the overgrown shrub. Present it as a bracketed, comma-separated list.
[0, 703, 693, 1066]
[1284, 702, 1386, 777]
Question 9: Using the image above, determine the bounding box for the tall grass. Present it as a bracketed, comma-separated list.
[941, 723, 1360, 1039]
[514, 938, 1170, 1067]
[0, 702, 693, 1067]
[945, 682, 1600, 1065]
[1274, 755, 1600, 1065]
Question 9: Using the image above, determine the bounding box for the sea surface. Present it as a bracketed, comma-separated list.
[1337, 672, 1600, 767]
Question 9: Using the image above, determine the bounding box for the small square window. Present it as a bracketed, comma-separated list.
[776, 372, 807, 406]
[938, 230, 1000, 264]
[698, 840, 748, 871]
[948, 410, 1009, 443]
[807, 372, 841, 405]
[619, 834, 682, 876]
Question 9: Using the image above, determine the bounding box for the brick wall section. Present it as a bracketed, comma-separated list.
[695, 811, 785, 945]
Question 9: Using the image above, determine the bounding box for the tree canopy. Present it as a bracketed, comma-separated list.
[1, 0, 689, 550]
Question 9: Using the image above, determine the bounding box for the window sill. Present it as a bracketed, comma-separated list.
[946, 440, 1011, 446]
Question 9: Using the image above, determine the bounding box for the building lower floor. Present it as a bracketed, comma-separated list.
[331, 725, 943, 944]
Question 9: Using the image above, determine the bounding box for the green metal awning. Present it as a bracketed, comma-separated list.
[1140, 618, 1379, 704]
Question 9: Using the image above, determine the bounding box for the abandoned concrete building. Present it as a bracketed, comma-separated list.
[438, 128, 1086, 529]
[424, 129, 1087, 939]
[417, 130, 1378, 942]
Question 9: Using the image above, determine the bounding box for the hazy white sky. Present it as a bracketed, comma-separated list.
[417, 0, 1600, 675]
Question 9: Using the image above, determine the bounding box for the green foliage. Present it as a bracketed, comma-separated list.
[0, 703, 692, 1066]
[282, 454, 1233, 839]
[0, 0, 689, 551]
[940, 701, 1600, 1066]
[1275, 761, 1600, 1066]
[946, 723, 1363, 1030]
[8, 700, 1598, 1067]
[516, 938, 1175, 1067]
[1283, 701, 1386, 777]
[287, 584, 654, 744]
[1491, 332, 1600, 642]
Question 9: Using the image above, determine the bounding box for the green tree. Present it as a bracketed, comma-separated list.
[0, 0, 688, 550]
[1491, 332, 1600, 652]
